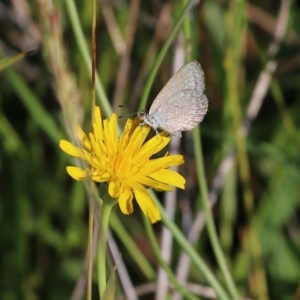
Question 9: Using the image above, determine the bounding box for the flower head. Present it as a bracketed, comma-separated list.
[59, 106, 185, 223]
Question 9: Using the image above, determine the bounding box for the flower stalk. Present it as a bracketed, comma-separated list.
[98, 184, 118, 298]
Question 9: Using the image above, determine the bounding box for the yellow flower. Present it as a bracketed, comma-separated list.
[59, 106, 185, 223]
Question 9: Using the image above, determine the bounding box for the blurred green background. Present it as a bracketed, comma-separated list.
[0, 0, 300, 299]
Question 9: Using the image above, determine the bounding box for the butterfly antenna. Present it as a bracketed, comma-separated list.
[118, 112, 138, 119]
[118, 104, 140, 119]
[118, 104, 139, 109]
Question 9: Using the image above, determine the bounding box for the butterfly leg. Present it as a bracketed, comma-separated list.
[172, 131, 182, 137]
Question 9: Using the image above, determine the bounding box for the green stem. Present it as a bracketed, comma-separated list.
[87, 183, 94, 300]
[64, 0, 111, 117]
[193, 127, 240, 300]
[98, 185, 117, 298]
[109, 213, 156, 280]
[180, 0, 193, 61]
[151, 192, 231, 300]
[143, 215, 200, 300]
[139, 0, 195, 109]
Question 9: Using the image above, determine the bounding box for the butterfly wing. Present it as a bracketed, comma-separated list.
[149, 61, 205, 114]
[148, 61, 208, 136]
[151, 90, 208, 136]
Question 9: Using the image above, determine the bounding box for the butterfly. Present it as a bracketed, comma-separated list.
[138, 61, 208, 137]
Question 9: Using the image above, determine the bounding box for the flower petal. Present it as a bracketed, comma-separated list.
[142, 155, 184, 174]
[119, 118, 133, 151]
[134, 175, 174, 192]
[134, 189, 161, 223]
[60, 140, 84, 158]
[108, 179, 121, 198]
[89, 133, 108, 168]
[124, 124, 149, 155]
[124, 178, 148, 191]
[76, 126, 91, 151]
[149, 169, 186, 189]
[94, 106, 102, 126]
[92, 171, 111, 182]
[135, 135, 170, 161]
[103, 114, 118, 153]
[66, 166, 88, 180]
[93, 107, 104, 144]
[93, 106, 104, 139]
[118, 186, 134, 215]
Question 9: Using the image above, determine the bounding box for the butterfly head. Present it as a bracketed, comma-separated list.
[137, 110, 148, 122]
